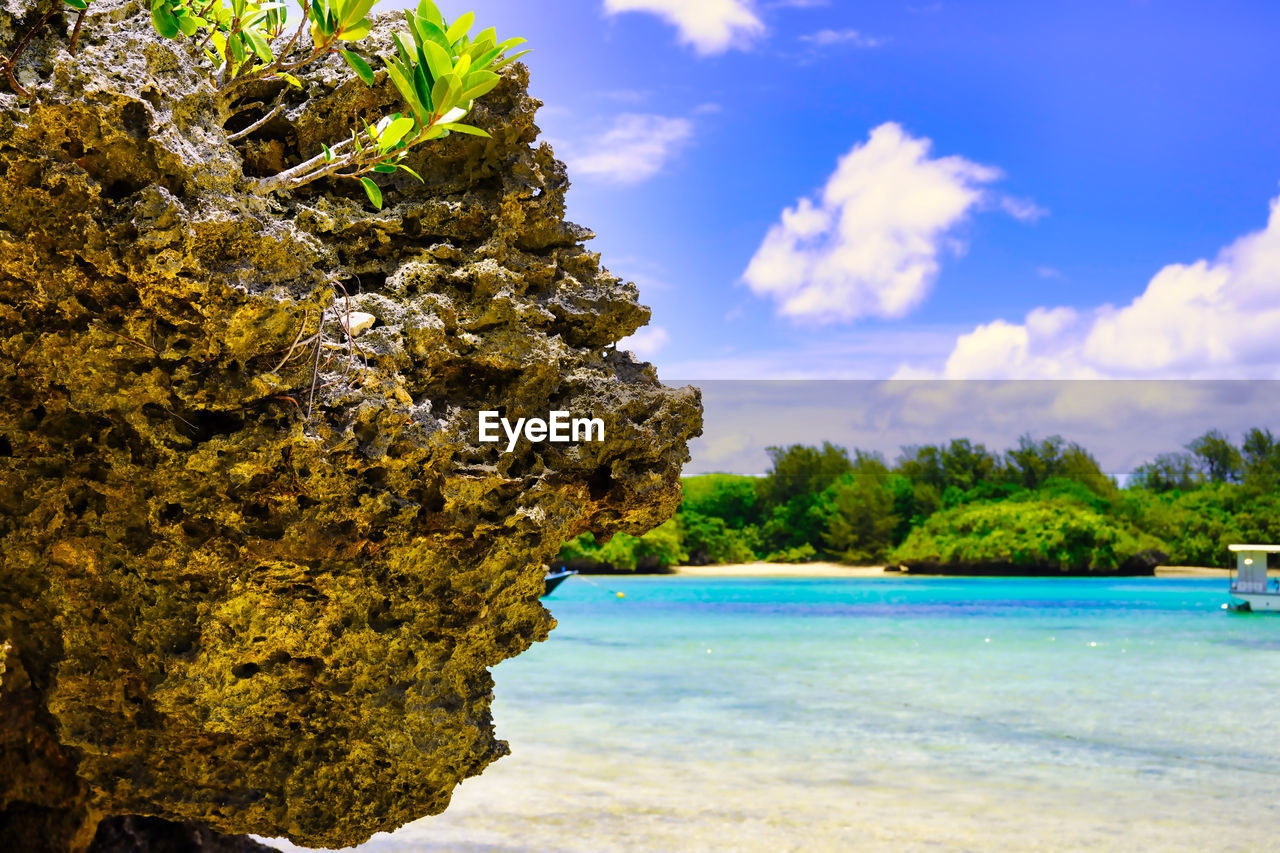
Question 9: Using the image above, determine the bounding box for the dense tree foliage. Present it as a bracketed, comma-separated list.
[559, 428, 1280, 572]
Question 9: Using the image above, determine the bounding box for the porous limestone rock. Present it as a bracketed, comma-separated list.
[0, 2, 701, 849]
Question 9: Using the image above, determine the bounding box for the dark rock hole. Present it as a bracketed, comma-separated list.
[231, 662, 260, 679]
[103, 177, 148, 202]
[184, 409, 245, 442]
[121, 101, 150, 139]
[587, 465, 615, 500]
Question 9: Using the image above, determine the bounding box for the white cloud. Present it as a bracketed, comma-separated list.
[742, 122, 1005, 324]
[800, 29, 883, 48]
[618, 326, 671, 358]
[914, 188, 1280, 379]
[567, 114, 694, 185]
[1000, 195, 1049, 222]
[603, 0, 765, 55]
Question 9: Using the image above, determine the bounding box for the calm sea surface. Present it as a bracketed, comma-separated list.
[274, 577, 1280, 852]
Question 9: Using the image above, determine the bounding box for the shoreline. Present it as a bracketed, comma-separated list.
[668, 562, 1231, 579]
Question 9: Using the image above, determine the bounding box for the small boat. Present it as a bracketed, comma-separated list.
[1226, 544, 1280, 612]
[543, 567, 577, 597]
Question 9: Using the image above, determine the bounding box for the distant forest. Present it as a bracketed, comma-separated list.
[558, 428, 1280, 573]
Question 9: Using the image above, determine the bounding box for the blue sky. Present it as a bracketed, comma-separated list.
[419, 0, 1280, 380]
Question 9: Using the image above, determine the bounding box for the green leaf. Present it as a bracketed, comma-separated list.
[346, 0, 378, 26]
[492, 49, 530, 71]
[63, 0, 87, 10]
[415, 18, 452, 52]
[176, 13, 199, 36]
[341, 19, 371, 41]
[150, 3, 182, 39]
[470, 45, 504, 71]
[468, 28, 496, 55]
[393, 31, 416, 66]
[415, 0, 443, 27]
[413, 61, 433, 109]
[360, 177, 383, 209]
[422, 39, 453, 81]
[321, 143, 335, 161]
[396, 163, 425, 183]
[431, 73, 462, 116]
[340, 50, 375, 85]
[444, 11, 474, 45]
[210, 30, 227, 61]
[373, 163, 398, 173]
[243, 27, 274, 61]
[279, 72, 304, 89]
[439, 122, 491, 138]
[244, 8, 278, 28]
[460, 69, 499, 101]
[385, 62, 429, 123]
[378, 115, 417, 150]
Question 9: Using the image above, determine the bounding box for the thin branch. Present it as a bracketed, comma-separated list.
[69, 8, 86, 56]
[2, 6, 59, 97]
[102, 328, 160, 354]
[268, 394, 301, 412]
[252, 117, 451, 196]
[218, 27, 336, 98]
[250, 132, 370, 194]
[266, 310, 315, 374]
[226, 97, 287, 142]
[306, 315, 325, 419]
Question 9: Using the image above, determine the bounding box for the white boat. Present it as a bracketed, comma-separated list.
[1227, 544, 1280, 612]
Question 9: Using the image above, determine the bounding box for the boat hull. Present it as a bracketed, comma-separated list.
[1229, 592, 1280, 612]
[543, 570, 577, 597]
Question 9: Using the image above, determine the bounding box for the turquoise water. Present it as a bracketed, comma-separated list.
[277, 577, 1280, 851]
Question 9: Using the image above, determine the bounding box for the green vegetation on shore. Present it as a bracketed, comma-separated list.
[558, 429, 1280, 573]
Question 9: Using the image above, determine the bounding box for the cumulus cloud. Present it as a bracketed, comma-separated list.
[800, 29, 883, 48]
[917, 189, 1280, 379]
[618, 326, 671, 358]
[567, 114, 694, 185]
[742, 122, 1004, 324]
[603, 0, 765, 54]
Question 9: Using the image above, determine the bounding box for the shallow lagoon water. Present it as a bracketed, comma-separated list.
[276, 577, 1280, 851]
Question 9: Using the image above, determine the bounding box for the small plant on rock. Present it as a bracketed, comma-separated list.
[1, 0, 528, 208]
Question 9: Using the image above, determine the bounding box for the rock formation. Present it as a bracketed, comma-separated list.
[0, 2, 701, 848]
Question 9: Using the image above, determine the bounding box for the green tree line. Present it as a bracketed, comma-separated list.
[558, 429, 1280, 573]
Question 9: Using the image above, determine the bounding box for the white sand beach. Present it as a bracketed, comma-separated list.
[671, 562, 1231, 578]
[671, 562, 890, 578]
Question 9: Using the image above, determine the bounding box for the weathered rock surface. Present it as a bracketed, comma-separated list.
[0, 2, 700, 849]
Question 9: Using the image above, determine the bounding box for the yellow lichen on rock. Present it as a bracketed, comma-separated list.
[0, 1, 701, 849]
